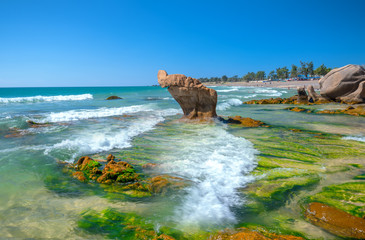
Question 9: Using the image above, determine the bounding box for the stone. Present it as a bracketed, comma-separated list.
[72, 171, 87, 182]
[106, 154, 115, 162]
[157, 70, 217, 120]
[106, 96, 122, 100]
[209, 227, 304, 240]
[306, 85, 327, 103]
[305, 202, 365, 239]
[76, 156, 101, 171]
[297, 87, 308, 103]
[319, 64, 365, 103]
[225, 116, 266, 127]
[97, 160, 138, 184]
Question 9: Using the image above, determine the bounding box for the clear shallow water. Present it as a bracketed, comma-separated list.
[0, 86, 364, 238]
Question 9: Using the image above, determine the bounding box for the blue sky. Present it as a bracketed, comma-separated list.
[0, 0, 364, 87]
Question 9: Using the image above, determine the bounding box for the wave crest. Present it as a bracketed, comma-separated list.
[0, 94, 93, 104]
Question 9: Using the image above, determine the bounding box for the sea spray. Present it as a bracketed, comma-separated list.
[44, 108, 180, 161]
[35, 105, 151, 123]
[159, 125, 258, 228]
[0, 94, 93, 104]
[216, 98, 242, 111]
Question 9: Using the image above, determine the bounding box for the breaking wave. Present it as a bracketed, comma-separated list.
[0, 94, 93, 104]
[216, 87, 239, 93]
[44, 108, 180, 161]
[160, 125, 257, 227]
[216, 98, 242, 111]
[34, 105, 151, 123]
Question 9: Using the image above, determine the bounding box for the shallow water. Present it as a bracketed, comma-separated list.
[0, 86, 364, 239]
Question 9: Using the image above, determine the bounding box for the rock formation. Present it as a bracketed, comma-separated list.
[106, 96, 123, 100]
[297, 87, 308, 103]
[305, 202, 365, 239]
[157, 70, 217, 120]
[319, 64, 365, 103]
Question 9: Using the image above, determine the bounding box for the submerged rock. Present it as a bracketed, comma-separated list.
[223, 116, 266, 127]
[106, 96, 123, 100]
[319, 64, 365, 103]
[157, 70, 217, 120]
[305, 202, 365, 239]
[209, 227, 304, 240]
[317, 105, 365, 116]
[286, 107, 313, 113]
[243, 96, 297, 105]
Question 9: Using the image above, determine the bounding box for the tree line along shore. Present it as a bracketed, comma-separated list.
[199, 61, 332, 83]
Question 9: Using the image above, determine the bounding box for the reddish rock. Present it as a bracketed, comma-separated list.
[209, 227, 304, 240]
[106, 154, 115, 162]
[148, 175, 186, 195]
[317, 105, 365, 117]
[157, 70, 217, 120]
[97, 160, 137, 184]
[72, 171, 87, 182]
[305, 202, 365, 239]
[76, 156, 101, 171]
[142, 163, 158, 169]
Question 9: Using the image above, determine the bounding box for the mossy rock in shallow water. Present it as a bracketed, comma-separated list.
[77, 208, 185, 240]
[305, 182, 365, 218]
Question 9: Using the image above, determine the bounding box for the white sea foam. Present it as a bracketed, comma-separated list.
[216, 87, 239, 93]
[161, 126, 257, 227]
[0, 94, 93, 104]
[216, 98, 242, 111]
[44, 108, 180, 161]
[343, 136, 365, 142]
[36, 105, 150, 123]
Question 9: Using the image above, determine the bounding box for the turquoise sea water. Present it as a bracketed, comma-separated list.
[0, 86, 364, 239]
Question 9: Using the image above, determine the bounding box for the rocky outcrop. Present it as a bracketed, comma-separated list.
[319, 64, 365, 103]
[297, 87, 308, 103]
[305, 202, 365, 239]
[157, 70, 217, 120]
[106, 96, 123, 100]
[222, 116, 267, 127]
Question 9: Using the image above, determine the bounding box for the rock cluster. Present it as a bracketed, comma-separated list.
[106, 96, 123, 100]
[157, 70, 217, 120]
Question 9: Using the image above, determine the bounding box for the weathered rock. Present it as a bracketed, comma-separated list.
[317, 105, 365, 117]
[157, 70, 217, 120]
[106, 96, 122, 100]
[305, 202, 365, 239]
[319, 64, 365, 103]
[306, 85, 329, 103]
[97, 160, 138, 184]
[148, 175, 186, 195]
[297, 87, 308, 103]
[72, 171, 87, 182]
[142, 163, 158, 169]
[76, 156, 101, 171]
[225, 116, 266, 127]
[209, 227, 304, 240]
[243, 96, 297, 105]
[106, 154, 115, 162]
[286, 107, 313, 113]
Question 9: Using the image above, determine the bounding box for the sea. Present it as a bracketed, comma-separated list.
[0, 86, 364, 239]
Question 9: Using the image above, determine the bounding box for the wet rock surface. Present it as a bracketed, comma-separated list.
[220, 116, 267, 127]
[305, 202, 365, 239]
[106, 95, 123, 100]
[157, 70, 217, 120]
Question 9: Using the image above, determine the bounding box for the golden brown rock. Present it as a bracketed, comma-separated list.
[72, 171, 87, 182]
[305, 202, 365, 239]
[317, 105, 365, 116]
[148, 175, 186, 195]
[142, 163, 158, 169]
[227, 116, 266, 127]
[209, 227, 304, 240]
[157, 70, 217, 120]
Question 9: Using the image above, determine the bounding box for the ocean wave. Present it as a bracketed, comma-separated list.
[34, 105, 151, 123]
[343, 136, 365, 142]
[216, 87, 239, 93]
[216, 98, 242, 111]
[160, 126, 257, 227]
[44, 108, 180, 161]
[0, 94, 93, 104]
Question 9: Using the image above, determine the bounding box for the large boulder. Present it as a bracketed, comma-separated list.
[319, 64, 365, 103]
[157, 70, 217, 120]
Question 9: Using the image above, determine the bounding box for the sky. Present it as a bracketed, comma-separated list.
[0, 0, 364, 87]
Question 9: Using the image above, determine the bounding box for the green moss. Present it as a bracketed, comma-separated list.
[77, 208, 186, 239]
[349, 163, 363, 168]
[306, 182, 365, 218]
[354, 174, 365, 180]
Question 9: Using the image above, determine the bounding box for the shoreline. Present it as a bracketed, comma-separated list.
[206, 80, 320, 90]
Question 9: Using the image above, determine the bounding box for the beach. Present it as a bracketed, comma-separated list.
[206, 80, 320, 90]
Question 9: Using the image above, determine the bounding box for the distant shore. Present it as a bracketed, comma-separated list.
[205, 80, 320, 90]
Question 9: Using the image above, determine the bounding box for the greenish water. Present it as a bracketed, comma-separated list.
[0, 86, 364, 239]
